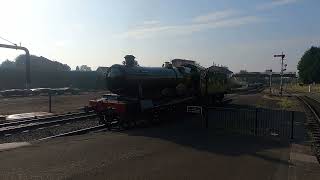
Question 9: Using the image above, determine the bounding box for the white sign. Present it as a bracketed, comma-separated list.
[187, 106, 202, 115]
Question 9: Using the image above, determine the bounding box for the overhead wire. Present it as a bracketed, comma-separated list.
[0, 35, 17, 46]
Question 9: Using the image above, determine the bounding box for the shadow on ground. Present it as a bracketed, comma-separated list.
[122, 104, 296, 166]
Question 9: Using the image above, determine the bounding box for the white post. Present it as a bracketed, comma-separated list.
[309, 85, 311, 93]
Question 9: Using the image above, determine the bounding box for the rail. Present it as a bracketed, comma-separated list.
[0, 113, 97, 135]
[296, 95, 320, 160]
[0, 111, 95, 129]
[37, 124, 106, 141]
[297, 96, 320, 124]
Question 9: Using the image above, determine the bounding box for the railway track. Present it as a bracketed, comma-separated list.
[0, 111, 95, 129]
[37, 124, 106, 141]
[0, 111, 98, 136]
[37, 87, 264, 141]
[297, 95, 320, 159]
[1, 88, 263, 142]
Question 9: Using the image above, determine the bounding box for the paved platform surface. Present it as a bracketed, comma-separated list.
[0, 117, 299, 180]
[0, 142, 31, 152]
[289, 143, 320, 180]
[6, 112, 53, 121]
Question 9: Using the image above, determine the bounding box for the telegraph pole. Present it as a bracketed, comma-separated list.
[266, 69, 272, 94]
[274, 52, 287, 96]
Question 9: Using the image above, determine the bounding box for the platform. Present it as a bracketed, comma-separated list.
[0, 142, 31, 152]
[5, 112, 53, 121]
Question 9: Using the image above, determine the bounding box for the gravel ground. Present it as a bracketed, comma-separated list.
[0, 118, 100, 143]
[0, 91, 108, 115]
[226, 91, 304, 112]
[306, 93, 320, 103]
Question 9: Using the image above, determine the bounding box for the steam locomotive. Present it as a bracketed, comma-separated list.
[89, 55, 233, 128]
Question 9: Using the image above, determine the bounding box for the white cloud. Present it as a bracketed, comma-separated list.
[257, 0, 300, 10]
[192, 9, 238, 23]
[142, 20, 160, 26]
[118, 12, 262, 39]
[54, 40, 71, 48]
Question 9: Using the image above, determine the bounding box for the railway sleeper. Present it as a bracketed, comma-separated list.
[97, 104, 183, 131]
[312, 132, 320, 136]
[308, 122, 320, 125]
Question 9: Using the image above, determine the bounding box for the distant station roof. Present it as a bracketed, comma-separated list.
[207, 66, 233, 75]
[96, 67, 109, 74]
[171, 59, 196, 67]
[234, 72, 296, 78]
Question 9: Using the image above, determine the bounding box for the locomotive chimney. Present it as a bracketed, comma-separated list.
[124, 55, 136, 67]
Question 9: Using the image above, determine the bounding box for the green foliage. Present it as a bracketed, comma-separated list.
[79, 65, 92, 71]
[14, 54, 71, 71]
[298, 46, 320, 83]
[0, 69, 105, 90]
[239, 70, 247, 74]
[287, 84, 320, 93]
[278, 97, 295, 110]
[0, 55, 104, 90]
[0, 59, 15, 69]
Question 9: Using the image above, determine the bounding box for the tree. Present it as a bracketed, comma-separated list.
[76, 66, 80, 71]
[239, 70, 248, 74]
[297, 46, 320, 84]
[15, 54, 71, 71]
[0, 59, 15, 69]
[79, 65, 92, 71]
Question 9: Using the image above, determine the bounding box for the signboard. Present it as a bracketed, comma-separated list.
[187, 106, 203, 115]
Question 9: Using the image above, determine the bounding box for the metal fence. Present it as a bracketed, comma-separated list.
[198, 107, 305, 139]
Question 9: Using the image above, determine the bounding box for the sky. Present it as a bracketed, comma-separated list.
[0, 0, 319, 72]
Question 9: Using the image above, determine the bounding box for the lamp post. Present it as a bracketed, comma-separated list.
[0, 43, 30, 89]
[266, 69, 272, 94]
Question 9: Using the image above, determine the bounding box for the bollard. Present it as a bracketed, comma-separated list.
[255, 108, 258, 136]
[205, 107, 208, 128]
[291, 111, 294, 140]
[201, 106, 208, 128]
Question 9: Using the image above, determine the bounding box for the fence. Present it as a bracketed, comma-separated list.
[0, 69, 106, 90]
[190, 106, 305, 139]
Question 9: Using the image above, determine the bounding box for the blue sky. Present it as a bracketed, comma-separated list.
[0, 0, 319, 72]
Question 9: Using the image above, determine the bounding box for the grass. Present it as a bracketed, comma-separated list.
[278, 97, 296, 110]
[258, 94, 298, 110]
[286, 84, 320, 93]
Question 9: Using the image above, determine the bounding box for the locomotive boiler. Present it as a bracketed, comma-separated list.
[106, 56, 200, 99]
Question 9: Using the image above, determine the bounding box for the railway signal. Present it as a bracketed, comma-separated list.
[274, 52, 286, 96]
